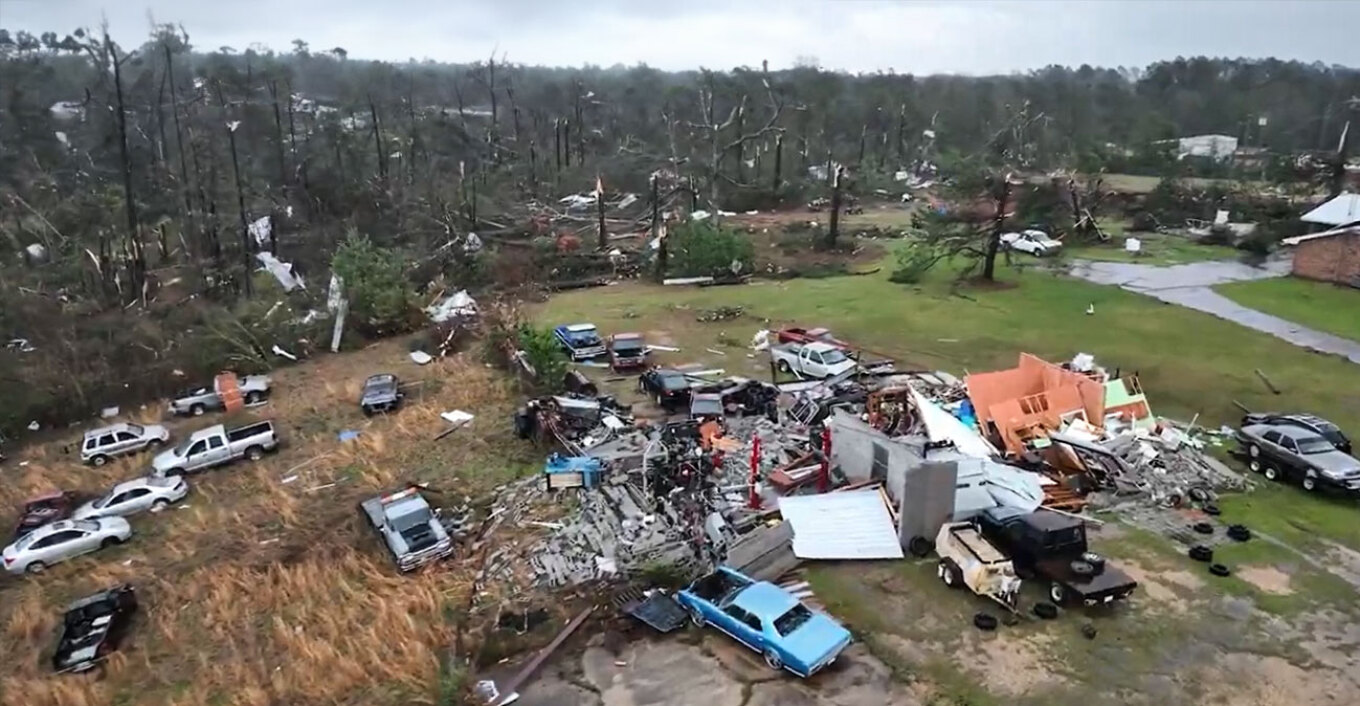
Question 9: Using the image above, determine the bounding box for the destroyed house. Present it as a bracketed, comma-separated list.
[964, 354, 1151, 456]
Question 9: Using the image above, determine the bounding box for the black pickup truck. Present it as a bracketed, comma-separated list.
[52, 584, 138, 673]
[977, 507, 1137, 608]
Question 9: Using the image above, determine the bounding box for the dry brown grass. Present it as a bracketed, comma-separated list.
[0, 340, 541, 705]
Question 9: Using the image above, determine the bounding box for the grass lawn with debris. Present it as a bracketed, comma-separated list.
[1065, 231, 1241, 266]
[1215, 276, 1360, 343]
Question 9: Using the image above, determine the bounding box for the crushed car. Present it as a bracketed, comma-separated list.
[553, 323, 607, 360]
[360, 373, 404, 415]
[677, 566, 852, 678]
[169, 374, 271, 416]
[151, 421, 278, 477]
[359, 486, 456, 572]
[52, 584, 137, 674]
[80, 422, 170, 467]
[13, 491, 77, 540]
[1238, 421, 1360, 493]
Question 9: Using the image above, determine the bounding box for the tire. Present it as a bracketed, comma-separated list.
[1192, 522, 1214, 535]
[973, 612, 998, 631]
[1302, 476, 1317, 492]
[245, 446, 265, 462]
[191, 404, 206, 417]
[688, 606, 706, 628]
[939, 560, 960, 588]
[908, 535, 933, 558]
[25, 561, 46, 574]
[1263, 465, 1279, 482]
[1208, 563, 1231, 578]
[1188, 545, 1214, 562]
[91, 455, 109, 467]
[1081, 552, 1106, 572]
[1032, 602, 1059, 620]
[763, 649, 783, 671]
[246, 391, 263, 405]
[1070, 560, 1095, 577]
[777, 360, 792, 374]
[1227, 524, 1252, 542]
[152, 499, 170, 511]
[101, 537, 119, 549]
[148, 439, 164, 451]
[1248, 444, 1261, 459]
[1050, 582, 1069, 606]
[1248, 459, 1262, 473]
[654, 394, 663, 407]
[1203, 503, 1222, 516]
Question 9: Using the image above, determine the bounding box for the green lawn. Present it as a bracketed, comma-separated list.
[1065, 232, 1240, 265]
[1215, 277, 1360, 343]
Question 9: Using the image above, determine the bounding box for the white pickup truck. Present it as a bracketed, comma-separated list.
[770, 342, 858, 379]
[151, 421, 278, 476]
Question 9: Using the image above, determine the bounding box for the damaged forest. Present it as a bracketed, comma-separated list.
[3, 19, 1360, 706]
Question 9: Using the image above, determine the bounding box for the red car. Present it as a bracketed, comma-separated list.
[609, 333, 649, 371]
[775, 327, 850, 351]
[13, 491, 77, 540]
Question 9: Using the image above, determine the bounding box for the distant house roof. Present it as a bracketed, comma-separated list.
[1300, 193, 1360, 226]
[1282, 224, 1360, 246]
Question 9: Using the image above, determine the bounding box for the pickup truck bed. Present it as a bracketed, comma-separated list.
[1039, 558, 1136, 603]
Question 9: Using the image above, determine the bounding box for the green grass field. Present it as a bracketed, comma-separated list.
[1066, 232, 1240, 265]
[1215, 277, 1360, 343]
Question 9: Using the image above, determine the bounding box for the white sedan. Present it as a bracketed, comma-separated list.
[1, 518, 131, 575]
[1000, 230, 1063, 256]
[73, 475, 189, 520]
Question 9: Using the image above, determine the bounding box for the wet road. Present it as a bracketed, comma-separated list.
[1068, 257, 1360, 364]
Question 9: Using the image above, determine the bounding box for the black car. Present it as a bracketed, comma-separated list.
[1238, 422, 1360, 493]
[360, 374, 403, 415]
[977, 506, 1136, 607]
[1242, 413, 1351, 455]
[53, 584, 138, 673]
[638, 369, 692, 411]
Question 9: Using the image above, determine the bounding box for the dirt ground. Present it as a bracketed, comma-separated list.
[0, 339, 543, 706]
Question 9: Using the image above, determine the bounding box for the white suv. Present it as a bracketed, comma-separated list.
[80, 423, 170, 467]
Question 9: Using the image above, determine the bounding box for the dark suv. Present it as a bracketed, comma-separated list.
[977, 506, 1137, 607]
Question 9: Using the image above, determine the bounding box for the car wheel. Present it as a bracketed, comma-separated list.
[101, 537, 119, 549]
[25, 561, 46, 574]
[246, 391, 263, 405]
[245, 446, 265, 462]
[1248, 458, 1262, 473]
[148, 439, 164, 451]
[191, 404, 206, 417]
[763, 649, 783, 671]
[1263, 465, 1279, 482]
[91, 455, 109, 467]
[654, 394, 663, 407]
[1302, 476, 1317, 492]
[152, 499, 170, 511]
[689, 606, 706, 628]
[1049, 582, 1068, 606]
[777, 360, 792, 374]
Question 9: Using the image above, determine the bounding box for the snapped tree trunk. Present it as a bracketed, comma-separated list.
[982, 176, 1013, 282]
[651, 175, 664, 281]
[773, 133, 783, 191]
[368, 96, 387, 183]
[164, 42, 195, 250]
[857, 124, 867, 166]
[216, 82, 252, 297]
[825, 166, 843, 249]
[574, 81, 585, 163]
[269, 80, 288, 191]
[108, 34, 144, 302]
[562, 119, 571, 167]
[596, 176, 608, 250]
[554, 118, 562, 170]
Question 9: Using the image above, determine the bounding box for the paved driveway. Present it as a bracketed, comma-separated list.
[1068, 257, 1360, 364]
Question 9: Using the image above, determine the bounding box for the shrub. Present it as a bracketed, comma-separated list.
[331, 231, 414, 334]
[667, 221, 754, 278]
[889, 241, 946, 284]
[516, 325, 568, 392]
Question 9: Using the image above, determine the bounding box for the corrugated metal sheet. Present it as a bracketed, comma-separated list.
[778, 491, 905, 560]
[1301, 194, 1360, 227]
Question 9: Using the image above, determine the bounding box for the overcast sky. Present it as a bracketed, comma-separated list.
[3, 0, 1359, 74]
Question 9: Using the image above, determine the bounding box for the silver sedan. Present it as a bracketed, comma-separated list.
[73, 475, 190, 520]
[1, 518, 132, 575]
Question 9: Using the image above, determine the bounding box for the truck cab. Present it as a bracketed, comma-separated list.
[977, 506, 1136, 607]
[771, 342, 857, 380]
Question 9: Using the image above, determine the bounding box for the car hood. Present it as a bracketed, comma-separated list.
[143, 424, 169, 440]
[779, 614, 852, 664]
[99, 517, 131, 533]
[151, 448, 183, 471]
[1308, 450, 1360, 476]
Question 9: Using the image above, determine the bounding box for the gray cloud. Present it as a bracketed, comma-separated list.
[2, 0, 1359, 73]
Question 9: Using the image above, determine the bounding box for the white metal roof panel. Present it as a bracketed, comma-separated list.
[777, 491, 905, 560]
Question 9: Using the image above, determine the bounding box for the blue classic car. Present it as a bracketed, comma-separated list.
[552, 323, 607, 360]
[676, 566, 852, 677]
